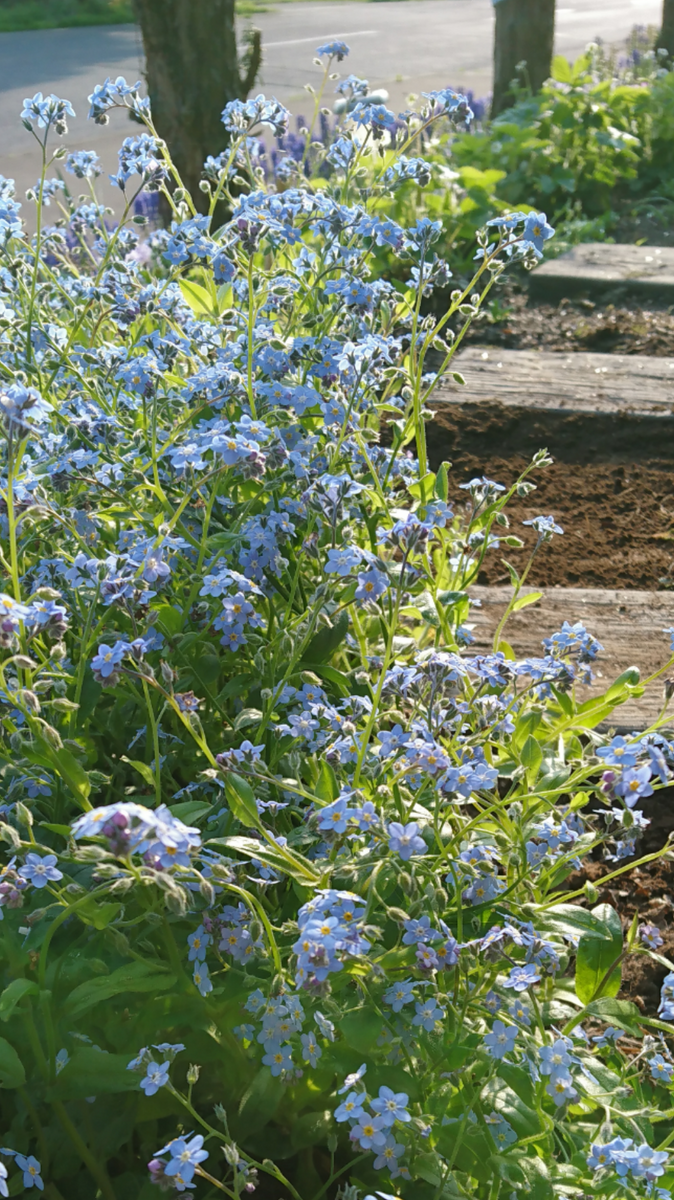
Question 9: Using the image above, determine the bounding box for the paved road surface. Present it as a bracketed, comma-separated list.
[0, 0, 661, 224]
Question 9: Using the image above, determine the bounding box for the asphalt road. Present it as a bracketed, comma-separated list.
[0, 0, 662, 224]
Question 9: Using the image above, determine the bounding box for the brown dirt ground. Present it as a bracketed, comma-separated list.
[462, 282, 674, 356]
[429, 413, 674, 590]
[426, 279, 674, 591]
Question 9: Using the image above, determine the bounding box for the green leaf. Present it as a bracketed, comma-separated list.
[302, 612, 349, 664]
[520, 734, 542, 781]
[170, 800, 212, 824]
[210, 835, 320, 885]
[0, 1037, 26, 1087]
[605, 666, 641, 699]
[512, 590, 543, 612]
[408, 472, 435, 503]
[190, 655, 220, 688]
[179, 279, 215, 317]
[155, 604, 183, 636]
[552, 54, 573, 82]
[50, 1048, 141, 1100]
[76, 897, 122, 930]
[481, 1079, 544, 1139]
[435, 461, 450, 501]
[121, 756, 156, 789]
[65, 961, 175, 1019]
[237, 1067, 285, 1133]
[0, 979, 38, 1022]
[225, 772, 260, 828]
[585, 998, 643, 1035]
[32, 735, 92, 810]
[315, 759, 339, 803]
[78, 673, 102, 723]
[340, 1008, 385, 1054]
[39, 822, 72, 838]
[575, 905, 623, 1004]
[539, 903, 621, 941]
[290, 1110, 332, 1152]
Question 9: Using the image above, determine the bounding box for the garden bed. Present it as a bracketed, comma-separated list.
[429, 402, 674, 589]
[462, 284, 674, 356]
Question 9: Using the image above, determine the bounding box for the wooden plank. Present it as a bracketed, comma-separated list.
[529, 243, 674, 302]
[434, 348, 674, 416]
[468, 587, 674, 731]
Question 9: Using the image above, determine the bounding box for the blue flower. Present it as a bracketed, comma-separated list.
[545, 1072, 577, 1106]
[352, 1114, 387, 1150]
[0, 1161, 6, 1198]
[337, 1063, 367, 1094]
[262, 1044, 293, 1075]
[522, 514, 563, 540]
[317, 797, 354, 834]
[631, 1144, 669, 1178]
[300, 1032, 322, 1066]
[615, 764, 654, 806]
[21, 92, 74, 134]
[187, 925, 211, 962]
[484, 1021, 517, 1060]
[316, 40, 350, 60]
[372, 1135, 406, 1171]
[66, 150, 101, 179]
[522, 212, 555, 255]
[324, 545, 362, 577]
[650, 1054, 674, 1083]
[18, 853, 62, 889]
[538, 1039, 571, 1076]
[314, 1012, 336, 1041]
[371, 1086, 410, 1126]
[91, 641, 129, 679]
[355, 568, 389, 603]
[596, 735, 639, 768]
[411, 999, 446, 1032]
[383, 980, 416, 1012]
[641, 923, 664, 950]
[164, 1134, 209, 1185]
[485, 1113, 517, 1150]
[387, 821, 426, 860]
[335, 1091, 367, 1122]
[504, 964, 541, 993]
[14, 1155, 42, 1190]
[140, 1060, 170, 1096]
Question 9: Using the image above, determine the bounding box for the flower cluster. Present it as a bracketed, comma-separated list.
[0, 41, 672, 1200]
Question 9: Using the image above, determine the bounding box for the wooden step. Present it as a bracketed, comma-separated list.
[434, 348, 674, 417]
[468, 587, 674, 732]
[529, 243, 674, 302]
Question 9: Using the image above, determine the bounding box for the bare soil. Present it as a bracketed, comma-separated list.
[428, 280, 674, 590]
[462, 282, 674, 357]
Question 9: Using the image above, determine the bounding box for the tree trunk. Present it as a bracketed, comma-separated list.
[132, 0, 261, 210]
[491, 0, 556, 118]
[656, 0, 674, 58]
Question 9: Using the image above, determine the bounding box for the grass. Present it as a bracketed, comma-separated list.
[0, 0, 407, 32]
[0, 0, 133, 32]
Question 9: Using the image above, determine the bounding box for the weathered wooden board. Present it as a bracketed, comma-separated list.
[529, 243, 674, 302]
[434, 348, 674, 416]
[467, 587, 674, 731]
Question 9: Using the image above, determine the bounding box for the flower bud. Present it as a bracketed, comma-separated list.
[186, 1063, 200, 1085]
[15, 801, 33, 829]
